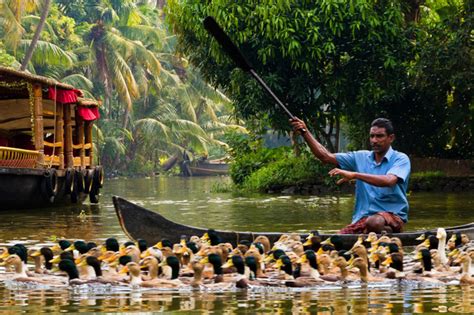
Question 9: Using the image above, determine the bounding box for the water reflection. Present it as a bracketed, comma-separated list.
[2, 283, 474, 313]
[0, 176, 473, 313]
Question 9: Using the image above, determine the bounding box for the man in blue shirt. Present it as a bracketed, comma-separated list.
[290, 117, 411, 234]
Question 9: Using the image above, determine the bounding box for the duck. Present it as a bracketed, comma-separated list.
[201, 229, 221, 246]
[118, 262, 143, 286]
[321, 235, 344, 251]
[274, 255, 294, 280]
[136, 239, 148, 253]
[348, 257, 386, 283]
[76, 256, 120, 284]
[458, 252, 474, 284]
[51, 240, 72, 253]
[244, 246, 265, 277]
[436, 228, 448, 265]
[221, 255, 250, 288]
[200, 253, 223, 283]
[158, 255, 181, 280]
[253, 235, 271, 254]
[103, 238, 120, 252]
[190, 260, 235, 290]
[28, 248, 54, 274]
[303, 233, 322, 252]
[381, 252, 405, 279]
[1, 254, 66, 285]
[123, 245, 141, 263]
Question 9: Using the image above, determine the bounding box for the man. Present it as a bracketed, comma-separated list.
[290, 117, 410, 234]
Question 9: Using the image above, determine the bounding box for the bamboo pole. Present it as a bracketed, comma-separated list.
[64, 104, 73, 168]
[76, 110, 85, 168]
[85, 121, 94, 167]
[32, 84, 44, 166]
[56, 102, 64, 169]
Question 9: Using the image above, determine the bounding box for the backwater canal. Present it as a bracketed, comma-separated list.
[0, 176, 473, 313]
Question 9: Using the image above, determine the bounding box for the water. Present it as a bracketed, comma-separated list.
[0, 176, 473, 313]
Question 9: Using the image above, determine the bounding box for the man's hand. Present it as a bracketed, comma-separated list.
[289, 117, 307, 135]
[329, 168, 356, 185]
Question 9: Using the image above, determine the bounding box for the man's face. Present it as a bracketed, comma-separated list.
[369, 126, 394, 154]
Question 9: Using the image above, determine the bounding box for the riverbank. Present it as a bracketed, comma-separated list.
[267, 175, 474, 195]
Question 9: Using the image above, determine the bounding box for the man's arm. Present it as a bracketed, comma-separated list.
[328, 168, 398, 187]
[290, 117, 337, 165]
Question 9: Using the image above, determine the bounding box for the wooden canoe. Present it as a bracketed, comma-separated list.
[113, 196, 474, 250]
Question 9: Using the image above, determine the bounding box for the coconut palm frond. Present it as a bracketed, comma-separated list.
[195, 97, 218, 122]
[104, 30, 135, 59]
[171, 119, 208, 137]
[19, 40, 76, 67]
[113, 52, 139, 98]
[158, 67, 181, 85]
[117, 25, 164, 48]
[102, 136, 126, 155]
[1, 2, 25, 52]
[22, 15, 57, 41]
[61, 74, 94, 91]
[180, 131, 209, 155]
[111, 65, 133, 111]
[133, 42, 161, 74]
[135, 118, 171, 143]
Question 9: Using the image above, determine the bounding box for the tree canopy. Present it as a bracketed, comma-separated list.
[167, 0, 472, 158]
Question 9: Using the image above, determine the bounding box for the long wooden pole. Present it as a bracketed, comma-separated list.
[64, 104, 73, 168]
[32, 84, 44, 166]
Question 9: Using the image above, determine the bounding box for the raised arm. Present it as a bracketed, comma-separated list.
[290, 117, 338, 165]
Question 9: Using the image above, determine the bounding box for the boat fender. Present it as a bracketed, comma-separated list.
[83, 169, 94, 194]
[93, 166, 104, 189]
[75, 169, 85, 193]
[64, 168, 75, 194]
[89, 184, 100, 204]
[41, 168, 58, 203]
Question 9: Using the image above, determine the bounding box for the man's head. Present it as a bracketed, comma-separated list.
[370, 118, 394, 154]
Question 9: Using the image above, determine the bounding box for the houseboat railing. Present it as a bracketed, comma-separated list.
[0, 146, 40, 168]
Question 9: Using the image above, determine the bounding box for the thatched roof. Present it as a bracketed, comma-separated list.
[0, 66, 75, 90]
[77, 97, 100, 107]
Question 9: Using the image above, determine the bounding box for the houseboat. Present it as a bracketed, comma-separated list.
[0, 66, 103, 210]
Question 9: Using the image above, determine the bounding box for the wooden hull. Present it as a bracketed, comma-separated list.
[0, 167, 87, 210]
[113, 196, 474, 249]
[181, 161, 229, 176]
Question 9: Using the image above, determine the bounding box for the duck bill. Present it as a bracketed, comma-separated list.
[49, 255, 61, 264]
[320, 238, 333, 246]
[118, 266, 129, 274]
[274, 259, 283, 269]
[415, 234, 425, 241]
[381, 256, 392, 266]
[221, 260, 233, 269]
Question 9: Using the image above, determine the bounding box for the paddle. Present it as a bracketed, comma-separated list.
[203, 16, 305, 133]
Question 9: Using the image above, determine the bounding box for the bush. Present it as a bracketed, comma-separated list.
[243, 152, 334, 192]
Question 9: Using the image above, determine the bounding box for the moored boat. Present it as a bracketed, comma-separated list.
[0, 66, 103, 210]
[112, 196, 474, 249]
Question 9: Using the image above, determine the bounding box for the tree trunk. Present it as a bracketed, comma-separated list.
[20, 0, 51, 71]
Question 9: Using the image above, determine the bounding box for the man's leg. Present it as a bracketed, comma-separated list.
[365, 214, 393, 233]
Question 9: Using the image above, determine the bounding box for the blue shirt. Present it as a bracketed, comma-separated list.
[335, 147, 411, 223]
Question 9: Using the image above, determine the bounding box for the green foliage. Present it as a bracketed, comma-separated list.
[411, 171, 446, 179]
[224, 130, 333, 191]
[0, 47, 18, 67]
[167, 0, 472, 159]
[243, 152, 333, 192]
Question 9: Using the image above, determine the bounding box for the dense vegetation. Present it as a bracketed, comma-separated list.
[0, 0, 245, 176]
[1, 1, 471, 188]
[167, 0, 472, 159]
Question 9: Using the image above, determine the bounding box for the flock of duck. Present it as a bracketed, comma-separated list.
[1, 227, 474, 291]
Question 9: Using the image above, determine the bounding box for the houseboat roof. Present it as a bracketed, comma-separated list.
[0, 66, 75, 90]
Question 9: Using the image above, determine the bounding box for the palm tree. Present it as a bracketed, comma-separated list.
[20, 0, 51, 70]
